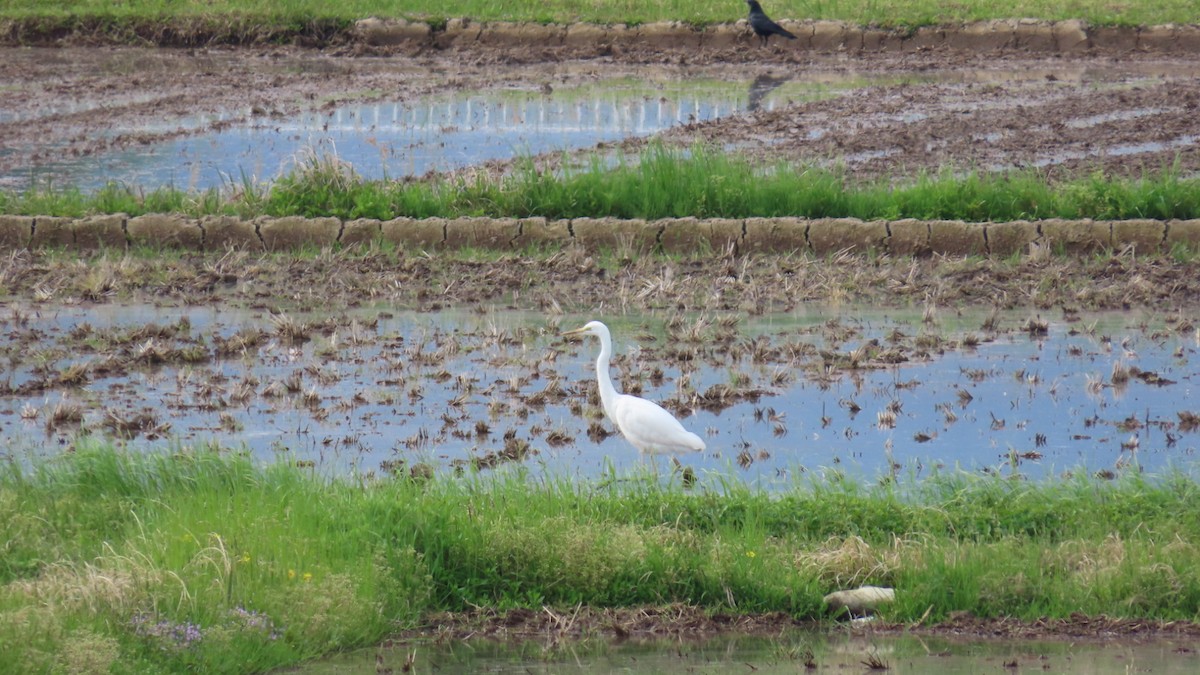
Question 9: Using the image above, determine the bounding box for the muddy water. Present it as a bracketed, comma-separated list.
[11, 57, 1190, 192]
[5, 48, 1200, 190]
[305, 631, 1200, 674]
[6, 74, 811, 191]
[1, 303, 1196, 483]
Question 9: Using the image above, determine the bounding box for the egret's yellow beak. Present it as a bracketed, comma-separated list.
[561, 326, 587, 338]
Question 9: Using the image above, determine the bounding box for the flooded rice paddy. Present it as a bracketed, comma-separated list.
[10, 53, 1196, 191]
[4, 74, 807, 192]
[2, 302, 1196, 484]
[6, 44, 1200, 672]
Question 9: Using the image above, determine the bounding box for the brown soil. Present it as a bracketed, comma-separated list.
[651, 58, 1200, 181]
[386, 605, 1200, 644]
[2, 246, 1199, 313]
[902, 612, 1200, 642]
[2, 46, 1200, 183]
[2, 44, 1200, 310]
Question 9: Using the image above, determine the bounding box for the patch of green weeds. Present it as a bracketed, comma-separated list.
[0, 441, 1194, 675]
[1169, 241, 1198, 263]
[4, 147, 1200, 232]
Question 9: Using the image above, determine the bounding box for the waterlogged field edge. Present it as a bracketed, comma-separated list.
[6, 151, 1200, 258]
[8, 151, 1200, 223]
[1, 241, 1198, 316]
[2, 443, 1200, 673]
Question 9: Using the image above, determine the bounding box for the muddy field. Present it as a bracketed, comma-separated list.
[1, 243, 1198, 314]
[652, 57, 1200, 180]
[2, 43, 1200, 310]
[390, 604, 1200, 643]
[4, 41, 1200, 648]
[2, 45, 1200, 183]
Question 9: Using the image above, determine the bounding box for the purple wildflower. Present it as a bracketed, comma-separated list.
[229, 606, 282, 641]
[130, 607, 284, 649]
[130, 612, 204, 651]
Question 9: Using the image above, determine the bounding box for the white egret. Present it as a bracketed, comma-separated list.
[563, 320, 705, 453]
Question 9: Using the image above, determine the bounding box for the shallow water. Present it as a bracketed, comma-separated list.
[5, 75, 812, 192]
[1, 303, 1196, 483]
[302, 630, 1200, 674]
[11, 58, 1189, 192]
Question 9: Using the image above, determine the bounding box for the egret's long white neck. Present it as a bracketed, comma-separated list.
[593, 326, 620, 423]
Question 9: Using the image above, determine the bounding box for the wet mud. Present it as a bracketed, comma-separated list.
[3, 46, 1200, 184]
[649, 60, 1200, 180]
[0, 245, 1198, 313]
[391, 605, 1200, 643]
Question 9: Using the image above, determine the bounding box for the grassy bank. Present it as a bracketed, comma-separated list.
[2, 442, 1200, 673]
[4, 148, 1200, 223]
[0, 0, 1192, 36]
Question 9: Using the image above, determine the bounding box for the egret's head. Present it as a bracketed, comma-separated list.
[562, 320, 608, 339]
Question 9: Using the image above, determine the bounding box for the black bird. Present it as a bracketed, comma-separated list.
[746, 0, 796, 47]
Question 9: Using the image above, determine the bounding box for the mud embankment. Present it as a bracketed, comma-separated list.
[2, 214, 1198, 257]
[354, 18, 1200, 56]
[3, 17, 1200, 55]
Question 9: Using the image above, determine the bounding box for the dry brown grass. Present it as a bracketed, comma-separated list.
[1045, 533, 1129, 586]
[794, 535, 908, 588]
[6, 558, 148, 616]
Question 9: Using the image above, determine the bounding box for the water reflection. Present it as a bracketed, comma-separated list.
[8, 79, 793, 192]
[747, 73, 789, 112]
[6, 55, 1199, 192]
[1, 304, 1196, 484]
[306, 630, 1200, 674]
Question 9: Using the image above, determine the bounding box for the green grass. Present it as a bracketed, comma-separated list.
[2, 441, 1200, 672]
[0, 0, 1195, 32]
[5, 147, 1200, 223]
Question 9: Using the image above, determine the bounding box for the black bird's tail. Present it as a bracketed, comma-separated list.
[746, 0, 796, 42]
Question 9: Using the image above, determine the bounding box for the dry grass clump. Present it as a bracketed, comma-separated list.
[102, 407, 170, 438]
[1, 559, 151, 671]
[793, 535, 908, 588]
[1111, 359, 1132, 386]
[1046, 533, 1129, 586]
[1046, 533, 1196, 594]
[8, 560, 148, 615]
[45, 396, 84, 431]
[214, 328, 268, 356]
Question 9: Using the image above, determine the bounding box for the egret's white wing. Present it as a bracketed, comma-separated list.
[613, 394, 704, 452]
